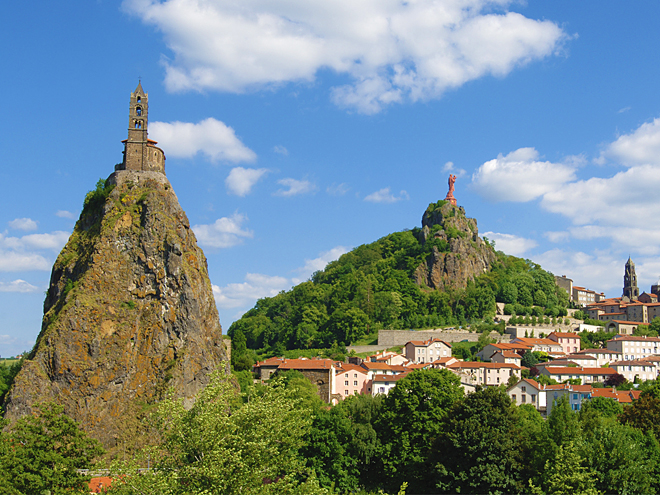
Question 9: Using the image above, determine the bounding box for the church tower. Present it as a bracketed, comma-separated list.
[623, 257, 640, 300]
[118, 82, 165, 174]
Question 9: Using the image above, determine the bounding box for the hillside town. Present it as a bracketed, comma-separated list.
[251, 258, 660, 417]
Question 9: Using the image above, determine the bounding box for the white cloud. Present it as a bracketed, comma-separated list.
[213, 273, 290, 309]
[291, 246, 349, 284]
[533, 248, 622, 296]
[0, 230, 69, 272]
[8, 218, 38, 232]
[364, 187, 409, 203]
[274, 178, 317, 197]
[150, 118, 257, 163]
[0, 251, 50, 272]
[482, 231, 537, 257]
[470, 147, 577, 202]
[0, 279, 39, 293]
[442, 161, 467, 177]
[326, 183, 350, 196]
[600, 118, 660, 167]
[273, 145, 289, 156]
[225, 167, 269, 196]
[192, 212, 254, 248]
[544, 231, 570, 244]
[56, 210, 76, 220]
[123, 0, 567, 113]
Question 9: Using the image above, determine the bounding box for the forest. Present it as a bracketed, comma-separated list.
[228, 218, 570, 359]
[3, 368, 660, 494]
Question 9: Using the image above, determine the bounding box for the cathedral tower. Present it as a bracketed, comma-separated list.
[118, 82, 166, 174]
[623, 257, 639, 300]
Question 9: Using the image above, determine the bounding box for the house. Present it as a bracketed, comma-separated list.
[360, 361, 397, 380]
[538, 365, 617, 385]
[430, 356, 458, 368]
[639, 292, 659, 304]
[575, 348, 621, 367]
[372, 372, 410, 396]
[367, 350, 409, 366]
[335, 363, 371, 400]
[604, 320, 647, 335]
[563, 353, 598, 367]
[545, 384, 593, 415]
[446, 362, 521, 386]
[476, 342, 531, 361]
[253, 357, 337, 403]
[508, 378, 544, 410]
[510, 337, 563, 354]
[404, 338, 452, 364]
[548, 332, 581, 354]
[606, 335, 660, 360]
[608, 359, 658, 383]
[491, 351, 522, 366]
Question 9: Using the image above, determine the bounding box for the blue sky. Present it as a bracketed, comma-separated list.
[2, 1, 660, 356]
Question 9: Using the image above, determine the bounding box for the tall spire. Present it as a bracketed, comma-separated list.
[623, 257, 639, 300]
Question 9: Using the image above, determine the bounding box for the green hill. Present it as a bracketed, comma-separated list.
[228, 200, 569, 355]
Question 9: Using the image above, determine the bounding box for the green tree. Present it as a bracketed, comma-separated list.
[536, 442, 600, 495]
[375, 369, 463, 493]
[230, 327, 253, 372]
[0, 403, 104, 495]
[111, 372, 326, 494]
[548, 396, 581, 448]
[433, 386, 524, 494]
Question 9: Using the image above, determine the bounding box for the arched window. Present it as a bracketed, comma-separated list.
[135, 120, 142, 129]
[136, 106, 142, 116]
[137, 96, 141, 103]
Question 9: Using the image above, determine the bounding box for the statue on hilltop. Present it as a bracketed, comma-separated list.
[444, 174, 457, 206]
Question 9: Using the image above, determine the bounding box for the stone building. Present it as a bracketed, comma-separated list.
[623, 257, 640, 300]
[116, 82, 166, 173]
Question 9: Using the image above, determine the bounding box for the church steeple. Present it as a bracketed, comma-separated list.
[118, 83, 165, 174]
[623, 256, 639, 300]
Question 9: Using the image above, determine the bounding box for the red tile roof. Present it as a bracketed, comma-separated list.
[277, 358, 335, 370]
[89, 477, 113, 493]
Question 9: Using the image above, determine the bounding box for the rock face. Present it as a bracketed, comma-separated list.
[413, 200, 496, 291]
[4, 170, 227, 447]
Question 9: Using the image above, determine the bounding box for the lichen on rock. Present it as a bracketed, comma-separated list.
[414, 200, 496, 291]
[4, 170, 228, 448]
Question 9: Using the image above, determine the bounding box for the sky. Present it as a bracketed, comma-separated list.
[2, 1, 660, 356]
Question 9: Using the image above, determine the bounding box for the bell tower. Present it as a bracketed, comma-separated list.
[118, 83, 165, 174]
[623, 257, 640, 300]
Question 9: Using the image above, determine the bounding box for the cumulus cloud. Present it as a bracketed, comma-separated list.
[192, 212, 253, 248]
[123, 0, 567, 113]
[150, 118, 256, 163]
[0, 251, 50, 272]
[442, 161, 467, 178]
[213, 273, 290, 310]
[56, 210, 76, 220]
[8, 218, 38, 231]
[533, 248, 622, 296]
[0, 279, 39, 293]
[471, 147, 577, 202]
[292, 246, 349, 284]
[273, 178, 317, 197]
[0, 230, 69, 273]
[225, 167, 269, 196]
[364, 187, 409, 203]
[482, 231, 537, 257]
[599, 118, 660, 167]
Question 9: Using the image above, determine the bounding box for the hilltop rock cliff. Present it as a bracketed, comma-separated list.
[413, 200, 496, 291]
[4, 170, 227, 447]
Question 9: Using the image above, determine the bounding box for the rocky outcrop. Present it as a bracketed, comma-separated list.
[414, 200, 496, 291]
[4, 170, 227, 447]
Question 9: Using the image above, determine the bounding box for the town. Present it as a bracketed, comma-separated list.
[251, 256, 660, 419]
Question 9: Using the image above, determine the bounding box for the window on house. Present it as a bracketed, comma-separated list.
[354, 381, 358, 386]
[531, 394, 536, 403]
[521, 386, 526, 392]
[521, 394, 526, 403]
[512, 395, 517, 402]
[345, 381, 349, 386]
[345, 390, 349, 395]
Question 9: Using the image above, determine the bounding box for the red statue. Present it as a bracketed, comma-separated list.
[444, 174, 457, 206]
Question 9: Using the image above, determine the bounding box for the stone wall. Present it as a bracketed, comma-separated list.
[296, 369, 333, 403]
[377, 329, 510, 347]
